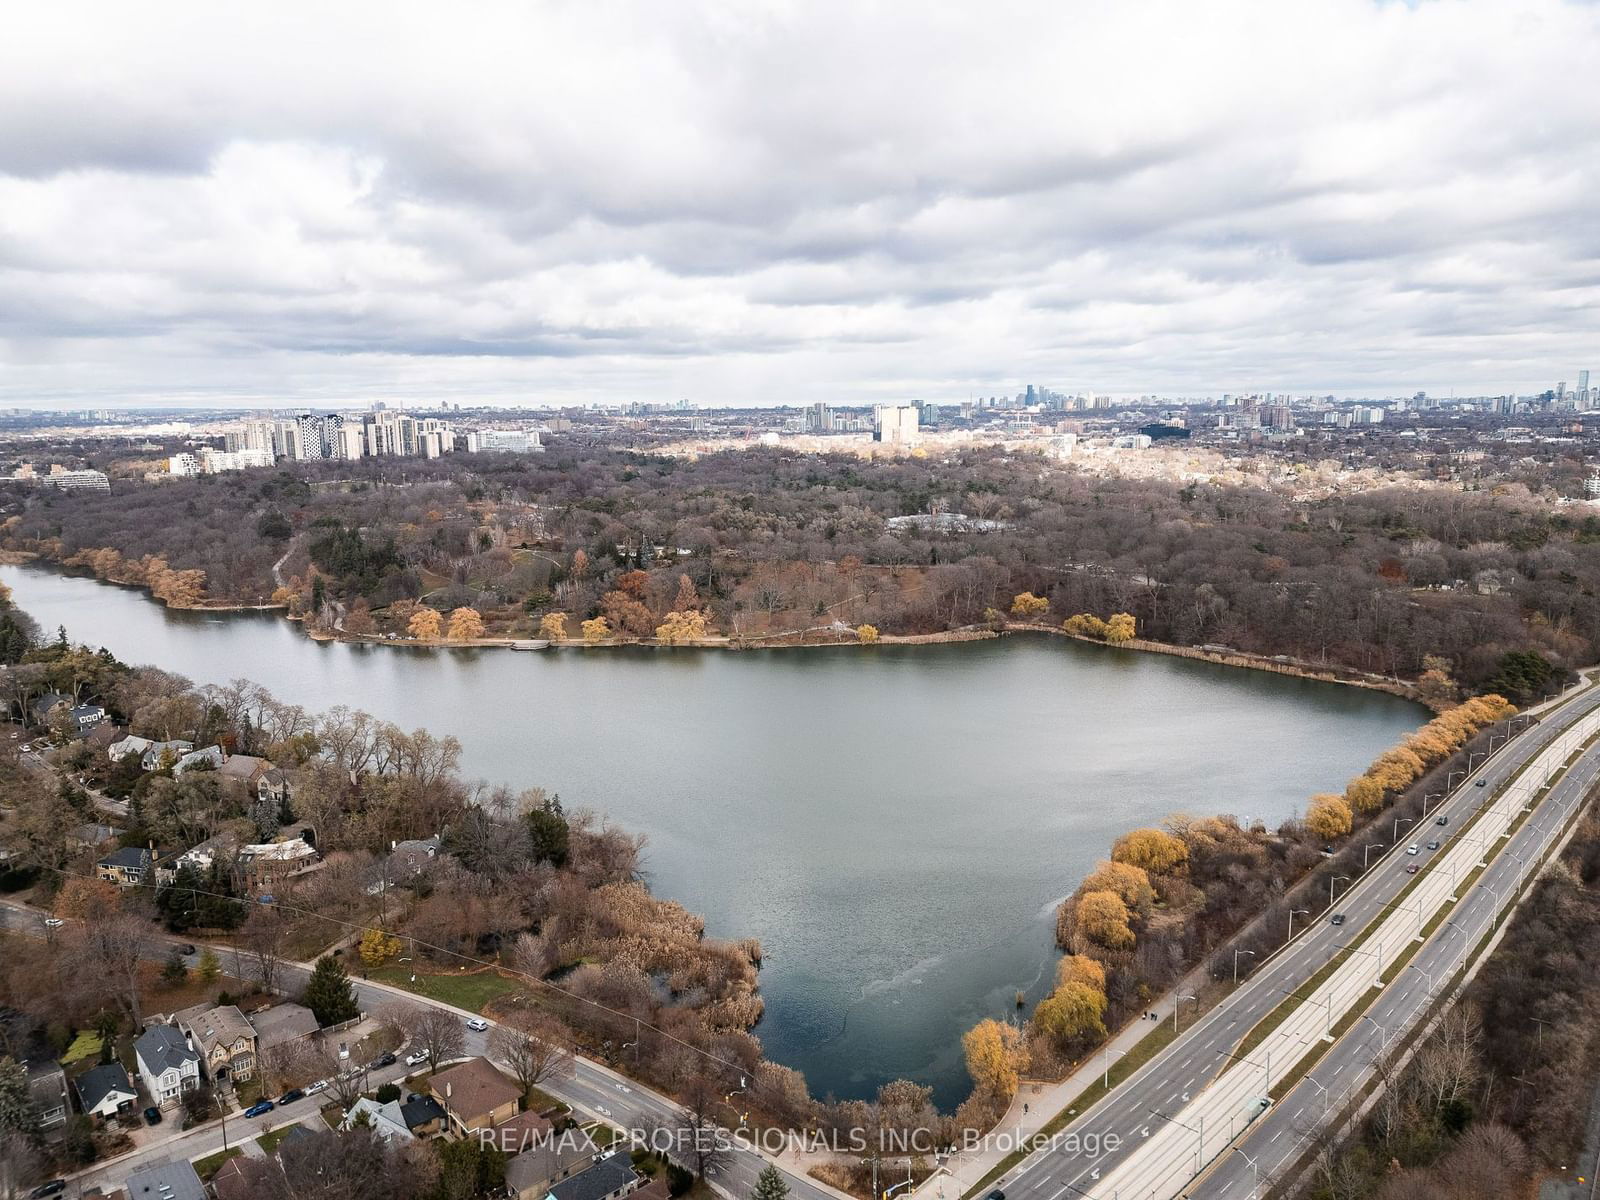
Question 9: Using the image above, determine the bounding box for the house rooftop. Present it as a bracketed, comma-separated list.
[549, 1153, 642, 1200]
[75, 1062, 135, 1111]
[124, 1160, 206, 1200]
[431, 1056, 522, 1126]
[134, 1024, 199, 1075]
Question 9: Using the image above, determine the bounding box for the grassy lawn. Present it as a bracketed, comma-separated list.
[257, 1124, 298, 1155]
[60, 1030, 103, 1066]
[527, 1085, 571, 1116]
[191, 1147, 242, 1181]
[366, 964, 525, 1012]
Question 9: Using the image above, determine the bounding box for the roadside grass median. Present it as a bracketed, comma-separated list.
[366, 963, 526, 1012]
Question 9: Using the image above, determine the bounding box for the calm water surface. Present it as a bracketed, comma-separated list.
[0, 563, 1423, 1107]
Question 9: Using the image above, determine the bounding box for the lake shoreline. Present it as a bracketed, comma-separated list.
[0, 548, 1424, 703]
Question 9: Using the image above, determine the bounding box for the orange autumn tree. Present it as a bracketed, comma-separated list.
[408, 608, 442, 639]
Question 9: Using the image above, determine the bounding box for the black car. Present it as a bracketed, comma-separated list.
[29, 1183, 66, 1199]
[178, 943, 198, 955]
[370, 1051, 398, 1069]
[1436, 815, 1449, 826]
[987, 1191, 1005, 1200]
[279, 1088, 305, 1105]
[1330, 913, 1346, 926]
[142, 1106, 163, 1125]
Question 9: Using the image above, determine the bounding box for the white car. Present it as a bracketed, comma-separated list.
[305, 1079, 328, 1096]
[43, 917, 64, 929]
[404, 1049, 430, 1066]
[1406, 844, 1420, 855]
[464, 1018, 489, 1033]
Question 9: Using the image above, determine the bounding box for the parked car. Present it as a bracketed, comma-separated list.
[1436, 815, 1449, 826]
[305, 1079, 329, 1095]
[1406, 844, 1420, 855]
[465, 1018, 489, 1032]
[28, 1182, 66, 1198]
[1426, 840, 1441, 851]
[1329, 913, 1346, 926]
[404, 1049, 430, 1066]
[42, 918, 64, 929]
[370, 1051, 397, 1069]
[278, 1088, 305, 1105]
[244, 1100, 275, 1118]
[142, 1106, 162, 1126]
[177, 943, 197, 955]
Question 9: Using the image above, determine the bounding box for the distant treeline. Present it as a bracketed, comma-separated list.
[5, 444, 1600, 691]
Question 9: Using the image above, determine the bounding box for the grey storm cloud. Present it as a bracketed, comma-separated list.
[1, 0, 1598, 407]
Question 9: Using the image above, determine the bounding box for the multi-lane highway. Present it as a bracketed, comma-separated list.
[988, 680, 1600, 1200]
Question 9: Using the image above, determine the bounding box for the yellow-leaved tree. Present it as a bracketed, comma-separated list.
[581, 616, 611, 643]
[539, 612, 569, 641]
[1305, 793, 1353, 839]
[1111, 827, 1189, 874]
[1104, 612, 1137, 643]
[1063, 613, 1110, 639]
[961, 1018, 1029, 1099]
[655, 610, 710, 644]
[1345, 774, 1385, 813]
[856, 624, 880, 644]
[358, 928, 402, 967]
[1056, 954, 1107, 993]
[447, 607, 486, 640]
[1073, 889, 1136, 949]
[1033, 980, 1108, 1049]
[1081, 860, 1155, 917]
[408, 608, 443, 640]
[1010, 592, 1049, 619]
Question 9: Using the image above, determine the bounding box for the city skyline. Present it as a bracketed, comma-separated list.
[3, 0, 1599, 409]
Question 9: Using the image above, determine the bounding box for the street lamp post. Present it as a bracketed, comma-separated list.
[1360, 1014, 1390, 1054]
[1288, 908, 1310, 942]
[1364, 843, 1387, 869]
[1330, 874, 1350, 908]
[1102, 1045, 1126, 1088]
[1174, 992, 1198, 1033]
[1232, 1147, 1261, 1200]
[1393, 815, 1414, 843]
[1233, 949, 1256, 985]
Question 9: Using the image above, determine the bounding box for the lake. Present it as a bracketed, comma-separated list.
[0, 562, 1423, 1108]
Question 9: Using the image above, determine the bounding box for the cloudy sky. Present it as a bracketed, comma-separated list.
[2, 1, 1597, 408]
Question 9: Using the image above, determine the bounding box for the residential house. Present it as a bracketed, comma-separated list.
[124, 1159, 206, 1200]
[172, 745, 225, 774]
[339, 1096, 414, 1142]
[75, 1063, 138, 1121]
[257, 767, 294, 811]
[369, 835, 440, 894]
[154, 831, 238, 886]
[430, 1056, 522, 1136]
[108, 733, 155, 762]
[248, 1002, 320, 1055]
[67, 704, 108, 734]
[28, 691, 71, 726]
[237, 833, 320, 888]
[504, 1129, 600, 1200]
[218, 754, 272, 789]
[133, 1024, 201, 1107]
[140, 739, 194, 770]
[485, 1108, 552, 1155]
[70, 822, 123, 851]
[548, 1153, 645, 1200]
[97, 845, 153, 887]
[211, 1155, 279, 1200]
[26, 1060, 69, 1130]
[175, 1003, 256, 1083]
[400, 1094, 447, 1138]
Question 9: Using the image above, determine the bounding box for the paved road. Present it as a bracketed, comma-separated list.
[986, 682, 1600, 1200]
[0, 906, 839, 1200]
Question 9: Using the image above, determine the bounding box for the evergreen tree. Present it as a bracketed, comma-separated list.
[302, 955, 359, 1027]
[751, 1165, 790, 1200]
[0, 1056, 35, 1141]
